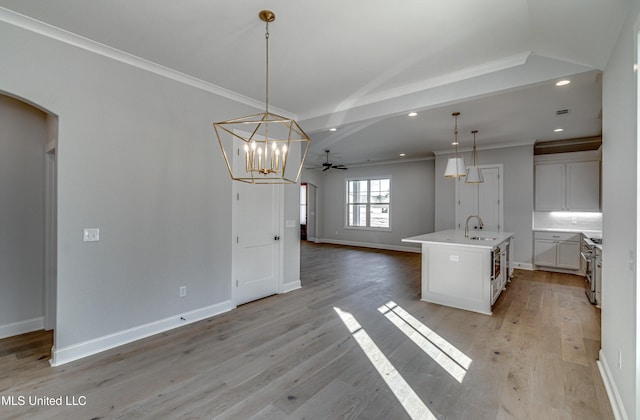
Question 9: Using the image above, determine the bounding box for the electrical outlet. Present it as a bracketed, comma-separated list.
[571, 217, 577, 224]
[179, 286, 187, 297]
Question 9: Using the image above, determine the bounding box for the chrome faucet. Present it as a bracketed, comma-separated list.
[465, 215, 484, 238]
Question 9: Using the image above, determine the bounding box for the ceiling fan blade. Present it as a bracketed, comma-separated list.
[322, 166, 330, 171]
[335, 166, 348, 170]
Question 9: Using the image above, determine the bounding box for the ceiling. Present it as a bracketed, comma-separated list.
[0, 1, 628, 167]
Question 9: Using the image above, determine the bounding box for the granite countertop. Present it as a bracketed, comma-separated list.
[402, 229, 514, 250]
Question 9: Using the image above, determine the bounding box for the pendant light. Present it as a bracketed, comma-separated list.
[465, 130, 484, 183]
[213, 10, 311, 184]
[444, 112, 467, 178]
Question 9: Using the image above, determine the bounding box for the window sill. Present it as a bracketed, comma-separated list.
[345, 226, 392, 232]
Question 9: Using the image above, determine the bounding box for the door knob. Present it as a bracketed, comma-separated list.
[274, 235, 280, 241]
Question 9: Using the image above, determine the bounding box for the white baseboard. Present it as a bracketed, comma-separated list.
[318, 238, 421, 253]
[598, 349, 628, 420]
[0, 317, 44, 339]
[513, 262, 534, 270]
[533, 265, 581, 275]
[50, 301, 234, 367]
[281, 281, 301, 294]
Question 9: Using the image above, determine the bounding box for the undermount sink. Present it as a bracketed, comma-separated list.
[468, 236, 497, 241]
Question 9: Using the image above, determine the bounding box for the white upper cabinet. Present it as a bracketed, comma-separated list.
[535, 159, 600, 211]
[534, 163, 565, 211]
[566, 161, 600, 211]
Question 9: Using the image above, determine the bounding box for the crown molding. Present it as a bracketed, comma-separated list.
[0, 7, 296, 119]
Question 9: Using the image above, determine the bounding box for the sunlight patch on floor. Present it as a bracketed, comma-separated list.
[333, 306, 436, 420]
[378, 301, 472, 383]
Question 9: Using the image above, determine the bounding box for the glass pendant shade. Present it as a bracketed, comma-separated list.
[444, 157, 467, 177]
[465, 165, 484, 183]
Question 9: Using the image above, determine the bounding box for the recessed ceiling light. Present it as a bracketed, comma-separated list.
[554, 128, 564, 132]
[329, 128, 337, 132]
[555, 80, 570, 86]
[399, 153, 406, 157]
[408, 112, 417, 117]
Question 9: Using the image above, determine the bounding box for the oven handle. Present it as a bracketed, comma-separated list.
[581, 251, 593, 263]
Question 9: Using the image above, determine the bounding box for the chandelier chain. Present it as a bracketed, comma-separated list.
[265, 21, 270, 114]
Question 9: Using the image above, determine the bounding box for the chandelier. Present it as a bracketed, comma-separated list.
[465, 130, 484, 183]
[443, 112, 466, 178]
[213, 10, 311, 184]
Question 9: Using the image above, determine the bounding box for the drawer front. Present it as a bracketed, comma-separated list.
[534, 231, 580, 242]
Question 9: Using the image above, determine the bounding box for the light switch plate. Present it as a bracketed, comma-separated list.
[83, 228, 100, 242]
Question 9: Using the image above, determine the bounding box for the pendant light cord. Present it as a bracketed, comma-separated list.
[265, 21, 270, 114]
[453, 112, 460, 156]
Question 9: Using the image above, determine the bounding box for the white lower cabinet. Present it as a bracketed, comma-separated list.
[533, 231, 580, 270]
[533, 239, 557, 267]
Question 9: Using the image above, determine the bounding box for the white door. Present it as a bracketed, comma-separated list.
[456, 164, 503, 231]
[477, 167, 500, 231]
[232, 143, 282, 306]
[456, 178, 477, 230]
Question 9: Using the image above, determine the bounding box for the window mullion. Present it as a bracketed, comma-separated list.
[366, 180, 371, 227]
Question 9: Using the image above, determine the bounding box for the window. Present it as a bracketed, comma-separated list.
[346, 178, 390, 229]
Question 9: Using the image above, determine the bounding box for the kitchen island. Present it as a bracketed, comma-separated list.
[403, 230, 514, 315]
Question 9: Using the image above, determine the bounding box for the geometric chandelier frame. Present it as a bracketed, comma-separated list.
[213, 9, 311, 184]
[213, 111, 310, 184]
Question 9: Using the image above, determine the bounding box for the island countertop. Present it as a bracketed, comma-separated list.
[402, 229, 514, 249]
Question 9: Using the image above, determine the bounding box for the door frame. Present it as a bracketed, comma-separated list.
[301, 182, 318, 242]
[44, 142, 57, 332]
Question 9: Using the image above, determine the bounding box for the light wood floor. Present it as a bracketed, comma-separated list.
[1, 242, 613, 419]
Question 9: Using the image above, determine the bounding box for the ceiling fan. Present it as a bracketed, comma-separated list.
[322, 150, 348, 171]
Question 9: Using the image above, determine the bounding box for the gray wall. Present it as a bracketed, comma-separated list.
[0, 19, 299, 355]
[601, 2, 639, 417]
[0, 95, 46, 330]
[310, 159, 435, 251]
[435, 144, 534, 265]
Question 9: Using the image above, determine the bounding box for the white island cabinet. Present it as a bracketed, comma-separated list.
[402, 230, 514, 315]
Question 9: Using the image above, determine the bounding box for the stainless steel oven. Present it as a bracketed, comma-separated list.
[581, 237, 596, 303]
[492, 248, 501, 280]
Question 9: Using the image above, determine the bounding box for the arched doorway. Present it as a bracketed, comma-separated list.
[0, 93, 57, 365]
